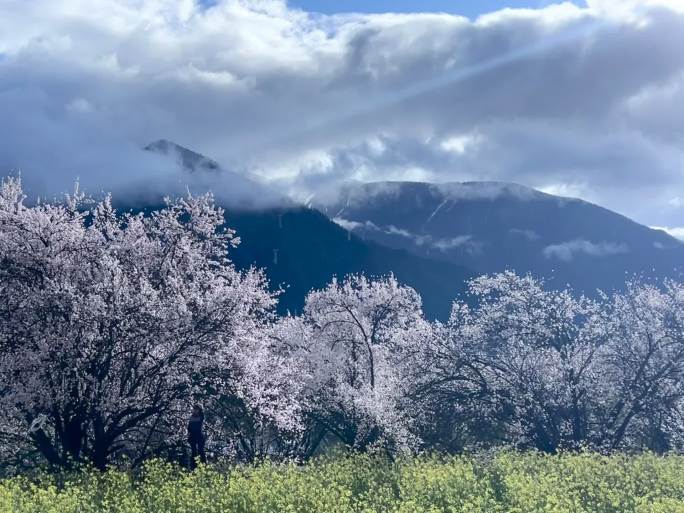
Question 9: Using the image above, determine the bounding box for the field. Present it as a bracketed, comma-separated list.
[2, 452, 684, 513]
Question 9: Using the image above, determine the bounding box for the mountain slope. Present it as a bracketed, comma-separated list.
[143, 139, 285, 209]
[320, 181, 684, 295]
[140, 141, 474, 319]
[145, 139, 220, 172]
[227, 207, 473, 320]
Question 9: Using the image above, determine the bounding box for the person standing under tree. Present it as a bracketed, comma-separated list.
[187, 404, 206, 469]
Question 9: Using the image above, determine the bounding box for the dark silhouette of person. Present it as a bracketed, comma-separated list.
[187, 404, 206, 469]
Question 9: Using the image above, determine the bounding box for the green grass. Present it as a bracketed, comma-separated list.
[2, 452, 684, 513]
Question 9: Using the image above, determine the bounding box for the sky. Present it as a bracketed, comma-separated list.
[287, 0, 585, 17]
[1, 0, 683, 234]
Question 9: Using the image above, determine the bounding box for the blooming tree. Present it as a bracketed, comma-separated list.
[409, 301, 498, 453]
[430, 272, 684, 453]
[0, 177, 279, 469]
[3, 172, 684, 468]
[436, 272, 610, 451]
[596, 280, 684, 450]
[276, 275, 431, 453]
[205, 315, 308, 462]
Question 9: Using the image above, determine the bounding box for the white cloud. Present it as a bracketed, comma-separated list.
[651, 226, 684, 241]
[334, 214, 481, 253]
[509, 228, 541, 241]
[332, 217, 379, 232]
[587, 0, 684, 18]
[434, 182, 541, 201]
[439, 133, 482, 154]
[65, 98, 94, 114]
[538, 183, 590, 200]
[432, 235, 479, 252]
[386, 225, 415, 239]
[0, 0, 683, 228]
[543, 239, 629, 261]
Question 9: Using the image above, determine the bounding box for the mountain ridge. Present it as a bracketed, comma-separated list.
[143, 140, 684, 310]
[318, 180, 684, 295]
[138, 142, 475, 319]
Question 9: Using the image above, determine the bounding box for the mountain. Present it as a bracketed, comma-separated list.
[227, 207, 473, 319]
[319, 181, 684, 295]
[143, 141, 684, 310]
[145, 139, 220, 172]
[143, 139, 284, 209]
[142, 141, 474, 319]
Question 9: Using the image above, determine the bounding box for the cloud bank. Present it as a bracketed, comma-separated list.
[1, 0, 683, 224]
[543, 239, 629, 261]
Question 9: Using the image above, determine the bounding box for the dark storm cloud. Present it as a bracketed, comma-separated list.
[0, 0, 683, 230]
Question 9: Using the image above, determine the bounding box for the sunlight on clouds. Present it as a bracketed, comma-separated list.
[588, 0, 684, 15]
[476, 1, 584, 27]
[1, 0, 684, 226]
[365, 137, 387, 157]
[172, 64, 252, 89]
[439, 133, 482, 154]
[256, 149, 335, 181]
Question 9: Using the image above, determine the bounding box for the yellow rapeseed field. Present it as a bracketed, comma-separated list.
[2, 452, 684, 513]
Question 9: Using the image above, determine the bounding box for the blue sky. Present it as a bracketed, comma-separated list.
[287, 0, 586, 17]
